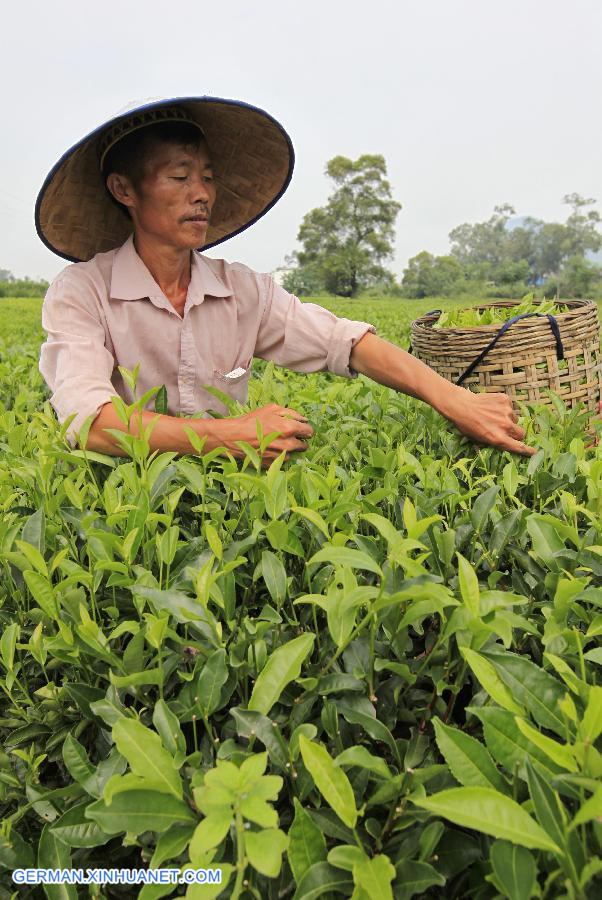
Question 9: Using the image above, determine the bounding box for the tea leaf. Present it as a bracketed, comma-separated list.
[292, 861, 353, 900]
[21, 507, 45, 554]
[307, 546, 382, 576]
[413, 787, 561, 852]
[189, 809, 232, 855]
[352, 854, 396, 900]
[469, 707, 561, 777]
[248, 633, 315, 716]
[291, 505, 330, 540]
[489, 840, 536, 900]
[24, 571, 59, 620]
[578, 685, 602, 745]
[327, 844, 367, 871]
[154, 385, 168, 415]
[338, 705, 400, 763]
[0, 623, 19, 673]
[482, 651, 567, 735]
[394, 860, 446, 899]
[287, 798, 327, 885]
[524, 757, 567, 851]
[569, 786, 602, 830]
[152, 699, 186, 758]
[526, 514, 565, 571]
[335, 745, 392, 780]
[204, 522, 223, 560]
[50, 800, 120, 848]
[261, 550, 287, 606]
[112, 718, 182, 799]
[461, 648, 524, 715]
[246, 827, 288, 877]
[37, 823, 77, 898]
[515, 717, 577, 771]
[230, 708, 289, 770]
[433, 718, 509, 793]
[197, 649, 229, 718]
[299, 736, 357, 829]
[151, 822, 196, 868]
[470, 485, 499, 532]
[457, 553, 480, 617]
[62, 734, 95, 787]
[16, 541, 48, 576]
[85, 789, 195, 835]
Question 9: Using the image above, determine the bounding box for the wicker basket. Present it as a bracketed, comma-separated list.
[410, 298, 602, 413]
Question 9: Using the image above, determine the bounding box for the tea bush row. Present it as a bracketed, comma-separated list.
[0, 297, 600, 899]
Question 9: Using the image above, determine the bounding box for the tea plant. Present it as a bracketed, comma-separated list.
[0, 296, 601, 899]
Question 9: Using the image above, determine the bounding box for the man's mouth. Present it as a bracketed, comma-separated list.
[184, 214, 209, 223]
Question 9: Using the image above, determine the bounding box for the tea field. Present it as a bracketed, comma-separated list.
[0, 295, 601, 899]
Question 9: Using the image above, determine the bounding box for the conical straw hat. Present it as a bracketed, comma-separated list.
[35, 95, 295, 262]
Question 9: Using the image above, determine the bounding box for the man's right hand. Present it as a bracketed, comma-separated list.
[220, 403, 314, 467]
[83, 400, 313, 465]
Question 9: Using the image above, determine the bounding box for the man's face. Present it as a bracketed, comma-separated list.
[123, 138, 217, 250]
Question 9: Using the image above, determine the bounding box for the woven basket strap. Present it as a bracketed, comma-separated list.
[408, 309, 442, 356]
[456, 312, 565, 387]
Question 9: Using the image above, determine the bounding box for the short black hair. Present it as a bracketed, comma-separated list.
[102, 120, 208, 215]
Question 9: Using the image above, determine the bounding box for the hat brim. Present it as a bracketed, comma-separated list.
[35, 96, 295, 262]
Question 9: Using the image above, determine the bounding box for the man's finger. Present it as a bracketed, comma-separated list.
[267, 436, 308, 452]
[288, 421, 313, 438]
[279, 407, 308, 420]
[509, 423, 527, 440]
[502, 439, 537, 457]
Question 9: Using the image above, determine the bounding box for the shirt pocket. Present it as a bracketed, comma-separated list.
[212, 355, 253, 401]
[212, 354, 253, 384]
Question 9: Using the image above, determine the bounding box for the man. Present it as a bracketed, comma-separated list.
[36, 97, 534, 464]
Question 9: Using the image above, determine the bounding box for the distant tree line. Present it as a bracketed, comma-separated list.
[0, 269, 49, 297]
[402, 195, 602, 299]
[282, 156, 602, 298]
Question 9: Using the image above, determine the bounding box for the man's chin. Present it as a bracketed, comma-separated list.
[182, 221, 209, 243]
[176, 226, 209, 248]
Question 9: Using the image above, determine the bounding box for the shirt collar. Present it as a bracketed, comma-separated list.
[110, 233, 233, 304]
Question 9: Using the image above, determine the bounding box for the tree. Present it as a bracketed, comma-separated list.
[281, 256, 323, 297]
[290, 155, 401, 297]
[493, 258, 530, 285]
[0, 268, 13, 282]
[558, 256, 602, 297]
[448, 204, 520, 275]
[448, 195, 602, 286]
[562, 193, 602, 257]
[402, 251, 465, 298]
[531, 222, 571, 281]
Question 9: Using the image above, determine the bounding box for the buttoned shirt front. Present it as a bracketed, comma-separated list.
[39, 234, 377, 446]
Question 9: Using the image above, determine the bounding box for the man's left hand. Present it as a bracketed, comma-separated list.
[349, 333, 537, 457]
[441, 389, 536, 456]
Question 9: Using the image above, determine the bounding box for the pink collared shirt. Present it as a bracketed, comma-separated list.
[39, 234, 377, 446]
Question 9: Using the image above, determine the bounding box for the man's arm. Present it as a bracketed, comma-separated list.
[84, 401, 312, 464]
[254, 274, 376, 377]
[85, 402, 230, 456]
[349, 331, 535, 456]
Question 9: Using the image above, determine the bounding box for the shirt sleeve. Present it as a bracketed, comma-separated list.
[39, 272, 119, 447]
[253, 275, 377, 378]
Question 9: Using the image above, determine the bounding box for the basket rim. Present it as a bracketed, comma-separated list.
[411, 297, 596, 335]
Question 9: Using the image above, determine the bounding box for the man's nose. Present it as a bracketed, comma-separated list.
[189, 173, 212, 204]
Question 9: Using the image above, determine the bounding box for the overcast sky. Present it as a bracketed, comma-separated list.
[2, 0, 601, 282]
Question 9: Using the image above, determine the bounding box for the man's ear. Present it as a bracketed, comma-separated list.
[106, 172, 137, 210]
